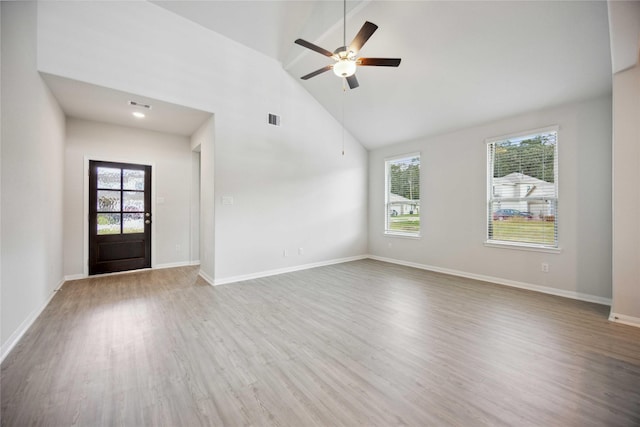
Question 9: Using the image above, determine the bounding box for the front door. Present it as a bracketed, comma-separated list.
[89, 160, 151, 275]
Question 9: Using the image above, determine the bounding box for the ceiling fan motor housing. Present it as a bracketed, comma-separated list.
[333, 46, 357, 77]
[334, 46, 355, 59]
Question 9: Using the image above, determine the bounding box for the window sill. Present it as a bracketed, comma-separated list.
[384, 231, 421, 239]
[484, 240, 561, 254]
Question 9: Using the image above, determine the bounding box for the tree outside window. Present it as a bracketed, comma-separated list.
[385, 154, 420, 236]
[487, 128, 558, 248]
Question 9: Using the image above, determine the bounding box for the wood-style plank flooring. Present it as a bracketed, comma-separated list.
[1, 259, 639, 426]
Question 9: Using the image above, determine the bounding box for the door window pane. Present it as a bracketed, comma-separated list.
[123, 191, 144, 212]
[98, 190, 121, 211]
[97, 167, 121, 189]
[97, 213, 121, 235]
[123, 169, 145, 191]
[123, 213, 144, 234]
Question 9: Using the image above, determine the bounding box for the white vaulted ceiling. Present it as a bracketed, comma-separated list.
[38, 1, 612, 148]
[152, 1, 613, 149]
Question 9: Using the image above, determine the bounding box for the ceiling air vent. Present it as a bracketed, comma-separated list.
[268, 113, 280, 126]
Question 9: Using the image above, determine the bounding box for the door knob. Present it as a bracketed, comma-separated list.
[145, 213, 151, 217]
[145, 220, 151, 224]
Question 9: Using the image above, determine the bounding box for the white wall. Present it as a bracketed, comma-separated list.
[64, 118, 195, 276]
[1, 1, 66, 357]
[0, 2, 3, 355]
[37, 1, 368, 282]
[608, 0, 640, 73]
[609, 0, 640, 325]
[211, 72, 368, 281]
[369, 96, 612, 302]
[611, 65, 640, 324]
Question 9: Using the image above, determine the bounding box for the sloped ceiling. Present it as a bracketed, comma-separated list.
[153, 1, 612, 149]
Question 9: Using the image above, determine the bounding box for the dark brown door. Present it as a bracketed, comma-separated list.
[89, 160, 151, 275]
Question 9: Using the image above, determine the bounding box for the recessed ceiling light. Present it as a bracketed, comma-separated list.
[132, 111, 145, 118]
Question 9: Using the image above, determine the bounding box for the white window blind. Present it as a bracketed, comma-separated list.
[385, 154, 420, 236]
[487, 127, 558, 248]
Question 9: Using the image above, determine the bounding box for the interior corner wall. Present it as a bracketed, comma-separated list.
[64, 118, 194, 276]
[369, 96, 613, 302]
[611, 65, 640, 322]
[608, 0, 640, 74]
[0, 3, 3, 350]
[36, 1, 369, 283]
[1, 1, 66, 357]
[608, 0, 640, 325]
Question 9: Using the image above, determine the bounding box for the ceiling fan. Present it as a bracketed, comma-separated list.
[294, 2, 401, 89]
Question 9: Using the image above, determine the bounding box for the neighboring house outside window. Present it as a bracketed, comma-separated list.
[486, 127, 558, 249]
[385, 154, 420, 236]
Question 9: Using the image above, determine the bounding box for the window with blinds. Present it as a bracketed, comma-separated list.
[486, 127, 558, 248]
[385, 154, 420, 236]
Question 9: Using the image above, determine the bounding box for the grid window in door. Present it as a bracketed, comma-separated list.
[96, 167, 146, 234]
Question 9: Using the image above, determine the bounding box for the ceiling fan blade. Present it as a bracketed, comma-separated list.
[357, 58, 402, 67]
[295, 39, 335, 57]
[349, 21, 378, 53]
[346, 75, 359, 89]
[301, 65, 333, 80]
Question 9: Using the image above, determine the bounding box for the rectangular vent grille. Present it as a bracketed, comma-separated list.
[129, 100, 152, 110]
[268, 113, 280, 126]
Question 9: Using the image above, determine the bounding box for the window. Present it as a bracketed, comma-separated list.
[487, 127, 558, 248]
[385, 154, 420, 236]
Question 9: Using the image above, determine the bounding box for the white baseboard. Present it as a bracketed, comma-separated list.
[1, 278, 64, 364]
[367, 255, 613, 306]
[211, 255, 368, 286]
[609, 313, 640, 328]
[64, 273, 86, 281]
[198, 270, 215, 286]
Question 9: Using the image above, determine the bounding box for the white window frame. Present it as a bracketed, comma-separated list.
[485, 126, 559, 252]
[384, 152, 421, 238]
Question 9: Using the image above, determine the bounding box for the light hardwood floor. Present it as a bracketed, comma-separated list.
[1, 260, 639, 426]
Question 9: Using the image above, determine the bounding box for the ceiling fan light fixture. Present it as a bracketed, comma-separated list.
[333, 59, 357, 77]
[294, 0, 400, 89]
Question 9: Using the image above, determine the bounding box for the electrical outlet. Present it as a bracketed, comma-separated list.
[298, 248, 304, 256]
[541, 263, 549, 273]
[283, 249, 289, 257]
